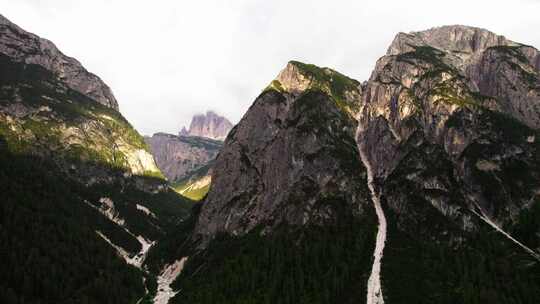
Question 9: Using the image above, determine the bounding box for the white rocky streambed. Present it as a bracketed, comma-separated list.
[153, 257, 189, 304]
[87, 197, 190, 304]
[358, 142, 387, 304]
[86, 198, 155, 268]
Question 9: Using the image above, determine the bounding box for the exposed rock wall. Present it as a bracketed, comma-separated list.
[0, 14, 118, 109]
[194, 62, 371, 239]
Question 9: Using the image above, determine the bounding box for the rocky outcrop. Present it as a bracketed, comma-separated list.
[359, 25, 540, 226]
[0, 15, 195, 304]
[0, 53, 161, 183]
[0, 14, 118, 109]
[145, 133, 222, 183]
[180, 111, 233, 140]
[194, 61, 371, 239]
[148, 26, 540, 304]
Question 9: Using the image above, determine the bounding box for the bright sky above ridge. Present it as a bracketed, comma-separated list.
[3, 0, 540, 135]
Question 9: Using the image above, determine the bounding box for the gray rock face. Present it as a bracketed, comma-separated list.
[194, 62, 372, 239]
[151, 26, 540, 303]
[359, 25, 540, 229]
[145, 133, 222, 183]
[180, 111, 233, 140]
[0, 14, 118, 109]
[360, 25, 539, 174]
[195, 26, 540, 246]
[0, 50, 162, 186]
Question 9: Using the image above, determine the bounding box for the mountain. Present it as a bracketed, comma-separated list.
[145, 61, 377, 304]
[145, 133, 222, 200]
[0, 14, 118, 110]
[179, 111, 233, 140]
[0, 14, 192, 304]
[145, 112, 232, 201]
[146, 26, 540, 304]
[357, 25, 540, 303]
[2, 16, 540, 304]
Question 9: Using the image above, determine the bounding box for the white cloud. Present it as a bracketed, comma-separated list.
[2, 0, 539, 135]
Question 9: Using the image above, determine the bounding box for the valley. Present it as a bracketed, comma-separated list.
[0, 11, 539, 304]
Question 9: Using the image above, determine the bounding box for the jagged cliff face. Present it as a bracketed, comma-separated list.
[359, 25, 540, 226]
[147, 113, 230, 200]
[0, 11, 193, 269]
[194, 61, 372, 239]
[0, 14, 118, 110]
[0, 53, 162, 182]
[145, 133, 221, 200]
[0, 20, 162, 182]
[180, 111, 233, 140]
[358, 26, 540, 302]
[145, 133, 221, 182]
[162, 26, 540, 304]
[0, 16, 194, 304]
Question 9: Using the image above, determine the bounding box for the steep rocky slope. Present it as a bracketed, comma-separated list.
[151, 26, 540, 304]
[0, 14, 118, 109]
[357, 25, 540, 302]
[171, 162, 214, 201]
[179, 111, 233, 140]
[145, 133, 222, 200]
[358, 24, 540, 236]
[144, 61, 378, 304]
[0, 15, 192, 304]
[195, 61, 368, 238]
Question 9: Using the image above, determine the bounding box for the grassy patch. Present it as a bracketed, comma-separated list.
[288, 61, 361, 115]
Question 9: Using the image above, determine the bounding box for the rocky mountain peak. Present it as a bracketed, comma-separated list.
[0, 14, 118, 109]
[387, 25, 514, 56]
[272, 61, 315, 94]
[180, 111, 233, 140]
[358, 25, 540, 230]
[364, 24, 540, 146]
[270, 61, 363, 115]
[194, 60, 371, 241]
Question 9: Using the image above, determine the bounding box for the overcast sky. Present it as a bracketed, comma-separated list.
[3, 0, 540, 135]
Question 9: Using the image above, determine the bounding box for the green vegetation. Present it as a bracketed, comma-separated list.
[0, 126, 193, 303]
[487, 45, 538, 89]
[261, 61, 362, 115]
[397, 45, 456, 74]
[171, 162, 214, 201]
[430, 80, 482, 107]
[0, 53, 196, 303]
[173, 182, 210, 201]
[289, 61, 361, 115]
[403, 88, 424, 114]
[170, 218, 377, 304]
[395, 45, 486, 112]
[459, 109, 540, 222]
[0, 144, 145, 304]
[488, 45, 530, 64]
[289, 90, 362, 176]
[143, 204, 202, 275]
[383, 213, 540, 304]
[382, 140, 540, 303]
[0, 53, 159, 177]
[264, 79, 286, 94]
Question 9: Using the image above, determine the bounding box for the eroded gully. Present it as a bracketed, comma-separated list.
[357, 134, 387, 304]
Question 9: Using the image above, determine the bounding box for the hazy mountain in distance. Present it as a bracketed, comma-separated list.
[179, 111, 233, 140]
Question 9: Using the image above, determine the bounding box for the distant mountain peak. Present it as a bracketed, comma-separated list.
[179, 111, 233, 140]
